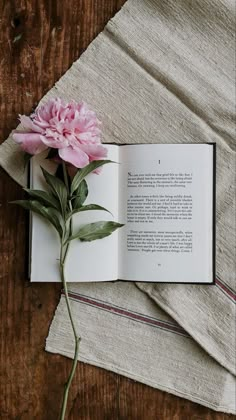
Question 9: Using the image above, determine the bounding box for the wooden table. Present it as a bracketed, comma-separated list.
[0, 1, 234, 419]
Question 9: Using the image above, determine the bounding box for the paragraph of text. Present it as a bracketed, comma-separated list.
[127, 230, 193, 253]
[127, 194, 192, 223]
[127, 172, 192, 188]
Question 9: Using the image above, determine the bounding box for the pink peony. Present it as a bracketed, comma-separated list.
[12, 98, 107, 168]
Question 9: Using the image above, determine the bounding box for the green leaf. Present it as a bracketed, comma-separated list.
[66, 221, 124, 243]
[72, 179, 88, 209]
[10, 200, 63, 237]
[23, 189, 60, 210]
[66, 204, 112, 220]
[55, 163, 71, 187]
[71, 160, 113, 194]
[41, 167, 68, 217]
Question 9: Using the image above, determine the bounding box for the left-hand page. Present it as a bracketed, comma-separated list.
[30, 144, 119, 282]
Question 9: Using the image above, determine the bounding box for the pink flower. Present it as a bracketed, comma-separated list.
[12, 98, 107, 168]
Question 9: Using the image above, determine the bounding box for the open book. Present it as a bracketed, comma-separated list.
[30, 144, 215, 283]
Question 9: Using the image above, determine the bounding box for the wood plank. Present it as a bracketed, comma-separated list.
[0, 1, 234, 419]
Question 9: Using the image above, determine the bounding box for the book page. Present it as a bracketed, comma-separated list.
[118, 144, 213, 283]
[30, 144, 119, 282]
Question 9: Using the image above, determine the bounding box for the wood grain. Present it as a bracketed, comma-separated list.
[0, 1, 234, 419]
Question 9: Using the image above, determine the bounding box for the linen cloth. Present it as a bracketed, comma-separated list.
[0, 0, 235, 413]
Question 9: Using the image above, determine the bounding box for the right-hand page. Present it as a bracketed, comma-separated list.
[118, 144, 214, 283]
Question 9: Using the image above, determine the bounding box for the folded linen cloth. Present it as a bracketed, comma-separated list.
[0, 0, 235, 413]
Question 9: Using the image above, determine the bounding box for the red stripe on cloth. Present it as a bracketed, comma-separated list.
[63, 291, 189, 337]
[215, 278, 236, 302]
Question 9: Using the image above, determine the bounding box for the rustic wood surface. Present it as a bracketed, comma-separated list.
[0, 1, 234, 419]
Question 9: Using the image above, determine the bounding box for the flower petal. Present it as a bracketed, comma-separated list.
[19, 115, 43, 133]
[59, 146, 89, 168]
[41, 132, 67, 149]
[79, 144, 108, 160]
[12, 132, 48, 155]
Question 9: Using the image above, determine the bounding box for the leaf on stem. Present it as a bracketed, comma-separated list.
[72, 179, 88, 209]
[70, 160, 113, 194]
[10, 199, 63, 237]
[66, 204, 112, 220]
[66, 221, 124, 242]
[23, 188, 60, 210]
[41, 167, 68, 218]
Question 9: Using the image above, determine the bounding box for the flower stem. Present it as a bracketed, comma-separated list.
[59, 163, 81, 420]
[62, 161, 70, 192]
[59, 254, 81, 420]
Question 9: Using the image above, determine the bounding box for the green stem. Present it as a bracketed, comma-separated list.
[62, 161, 70, 192]
[63, 201, 73, 264]
[59, 250, 81, 420]
[59, 163, 81, 420]
[62, 161, 73, 264]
